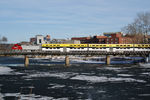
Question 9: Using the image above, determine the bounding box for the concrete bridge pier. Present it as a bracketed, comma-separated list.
[145, 54, 150, 63]
[24, 55, 29, 67]
[106, 55, 110, 65]
[65, 56, 70, 67]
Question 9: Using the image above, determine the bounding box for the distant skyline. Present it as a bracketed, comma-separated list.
[0, 0, 150, 43]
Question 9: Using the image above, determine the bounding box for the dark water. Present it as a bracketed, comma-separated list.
[0, 56, 150, 100]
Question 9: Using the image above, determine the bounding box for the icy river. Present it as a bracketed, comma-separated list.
[0, 56, 150, 100]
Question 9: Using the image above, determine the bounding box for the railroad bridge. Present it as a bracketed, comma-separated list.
[0, 51, 150, 67]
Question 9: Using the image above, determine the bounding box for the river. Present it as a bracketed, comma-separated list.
[0, 56, 150, 100]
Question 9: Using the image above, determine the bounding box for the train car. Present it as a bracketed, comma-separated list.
[12, 43, 150, 53]
[134, 44, 150, 52]
[42, 44, 88, 52]
[21, 45, 41, 52]
[43, 43, 150, 52]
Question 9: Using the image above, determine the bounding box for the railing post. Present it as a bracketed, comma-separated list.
[24, 55, 29, 67]
[65, 56, 70, 67]
[106, 55, 110, 65]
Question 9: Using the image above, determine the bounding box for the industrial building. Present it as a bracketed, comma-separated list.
[71, 32, 138, 44]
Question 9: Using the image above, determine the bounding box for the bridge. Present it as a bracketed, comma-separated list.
[0, 51, 150, 67]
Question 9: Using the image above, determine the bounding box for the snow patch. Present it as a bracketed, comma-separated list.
[70, 75, 146, 83]
[117, 74, 133, 77]
[138, 94, 150, 96]
[3, 93, 69, 100]
[48, 84, 65, 89]
[141, 72, 150, 76]
[0, 66, 13, 75]
[101, 67, 125, 72]
[139, 63, 150, 68]
[23, 72, 78, 79]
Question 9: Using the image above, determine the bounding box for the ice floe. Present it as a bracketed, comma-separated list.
[70, 75, 146, 83]
[48, 84, 65, 89]
[117, 74, 134, 77]
[99, 67, 125, 72]
[2, 93, 69, 100]
[141, 72, 150, 75]
[23, 72, 78, 79]
[139, 63, 150, 68]
[0, 66, 13, 75]
[138, 94, 150, 96]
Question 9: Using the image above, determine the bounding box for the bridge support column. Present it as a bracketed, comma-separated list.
[106, 55, 110, 65]
[145, 56, 149, 63]
[24, 55, 29, 67]
[65, 56, 70, 67]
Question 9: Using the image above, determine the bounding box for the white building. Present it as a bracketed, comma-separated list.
[36, 35, 45, 44]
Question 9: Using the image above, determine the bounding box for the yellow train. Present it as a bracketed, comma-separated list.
[41, 44, 150, 52]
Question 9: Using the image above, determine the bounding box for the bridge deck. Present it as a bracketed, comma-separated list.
[0, 51, 150, 56]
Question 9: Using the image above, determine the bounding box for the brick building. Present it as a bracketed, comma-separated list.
[71, 32, 135, 44]
[71, 37, 91, 43]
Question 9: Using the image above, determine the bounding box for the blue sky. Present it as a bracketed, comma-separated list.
[0, 0, 150, 43]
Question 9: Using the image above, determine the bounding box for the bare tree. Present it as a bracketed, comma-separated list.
[2, 36, 7, 42]
[0, 36, 8, 43]
[122, 12, 150, 43]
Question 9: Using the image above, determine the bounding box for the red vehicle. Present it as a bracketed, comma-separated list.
[11, 44, 23, 50]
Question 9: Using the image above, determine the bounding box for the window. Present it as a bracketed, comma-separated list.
[39, 39, 41, 43]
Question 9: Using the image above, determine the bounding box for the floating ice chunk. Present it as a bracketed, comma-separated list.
[71, 75, 108, 83]
[71, 75, 146, 83]
[53, 98, 69, 100]
[0, 66, 13, 75]
[138, 94, 150, 96]
[24, 72, 78, 79]
[0, 93, 4, 100]
[3, 93, 69, 100]
[101, 67, 124, 72]
[141, 72, 150, 76]
[117, 74, 133, 77]
[139, 63, 150, 68]
[48, 84, 65, 89]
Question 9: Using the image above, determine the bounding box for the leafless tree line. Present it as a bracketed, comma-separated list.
[0, 36, 8, 43]
[122, 12, 150, 43]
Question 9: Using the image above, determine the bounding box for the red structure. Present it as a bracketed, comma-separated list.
[11, 44, 22, 50]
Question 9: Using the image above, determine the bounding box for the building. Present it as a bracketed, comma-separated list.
[36, 35, 45, 44]
[71, 37, 91, 43]
[29, 35, 51, 45]
[71, 32, 136, 44]
[50, 39, 80, 44]
[20, 41, 31, 45]
[30, 37, 36, 44]
[45, 35, 50, 41]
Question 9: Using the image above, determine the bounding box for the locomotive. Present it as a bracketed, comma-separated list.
[12, 43, 150, 52]
[12, 44, 40, 52]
